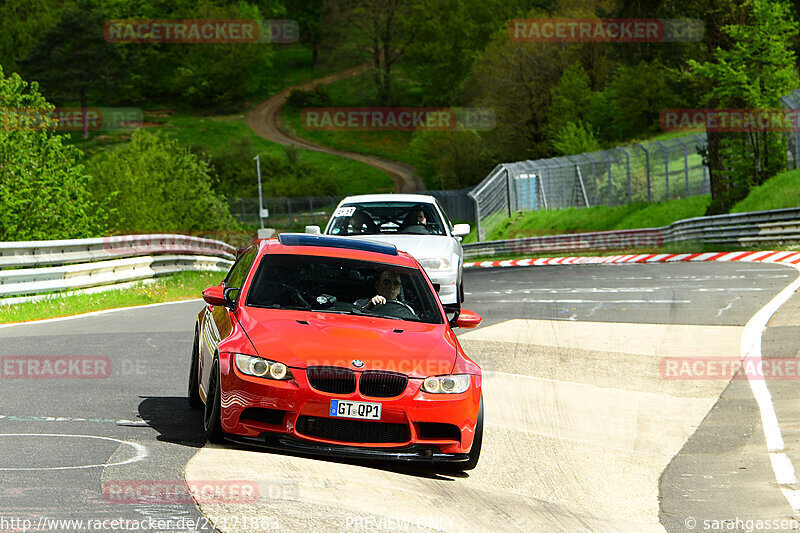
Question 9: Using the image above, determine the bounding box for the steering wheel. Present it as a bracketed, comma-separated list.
[374, 299, 417, 317]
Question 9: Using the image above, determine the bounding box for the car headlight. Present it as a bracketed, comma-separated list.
[419, 258, 452, 271]
[421, 374, 470, 394]
[234, 354, 292, 380]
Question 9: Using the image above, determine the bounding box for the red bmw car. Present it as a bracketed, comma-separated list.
[188, 233, 484, 470]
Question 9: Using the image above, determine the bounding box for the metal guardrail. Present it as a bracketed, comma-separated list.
[463, 208, 800, 259]
[0, 234, 235, 301]
[0, 234, 236, 268]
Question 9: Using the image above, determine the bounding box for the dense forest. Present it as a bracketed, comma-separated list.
[1, 0, 798, 239]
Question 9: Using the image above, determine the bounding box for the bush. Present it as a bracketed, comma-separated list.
[410, 130, 497, 189]
[551, 121, 601, 156]
[589, 62, 682, 144]
[0, 65, 105, 240]
[285, 86, 332, 109]
[88, 129, 235, 234]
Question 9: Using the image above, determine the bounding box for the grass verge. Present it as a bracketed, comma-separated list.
[730, 168, 800, 213]
[485, 195, 711, 241]
[0, 271, 224, 324]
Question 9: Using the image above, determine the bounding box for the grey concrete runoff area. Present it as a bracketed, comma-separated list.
[1, 261, 800, 531]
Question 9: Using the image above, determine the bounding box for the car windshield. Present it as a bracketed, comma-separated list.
[327, 202, 446, 236]
[245, 254, 444, 324]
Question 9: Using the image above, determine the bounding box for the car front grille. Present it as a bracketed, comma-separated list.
[359, 371, 408, 398]
[296, 415, 409, 444]
[306, 366, 356, 394]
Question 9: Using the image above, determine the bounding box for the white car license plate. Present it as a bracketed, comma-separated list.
[329, 399, 382, 420]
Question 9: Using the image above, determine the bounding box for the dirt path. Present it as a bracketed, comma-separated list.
[246, 64, 424, 193]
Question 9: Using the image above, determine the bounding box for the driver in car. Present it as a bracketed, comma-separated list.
[356, 270, 402, 310]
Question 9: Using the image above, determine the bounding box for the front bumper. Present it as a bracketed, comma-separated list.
[226, 433, 469, 463]
[218, 354, 481, 456]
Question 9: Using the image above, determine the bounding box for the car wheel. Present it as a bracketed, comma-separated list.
[440, 394, 483, 472]
[188, 330, 202, 410]
[460, 395, 483, 470]
[203, 359, 224, 444]
[458, 280, 465, 304]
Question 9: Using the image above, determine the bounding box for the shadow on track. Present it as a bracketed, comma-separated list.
[138, 396, 205, 448]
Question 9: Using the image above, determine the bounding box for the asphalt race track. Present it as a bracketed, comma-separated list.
[2, 261, 800, 532]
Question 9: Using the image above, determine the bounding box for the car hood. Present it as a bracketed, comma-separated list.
[235, 308, 457, 378]
[341, 234, 455, 260]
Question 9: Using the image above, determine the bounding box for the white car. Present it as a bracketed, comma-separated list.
[306, 194, 470, 304]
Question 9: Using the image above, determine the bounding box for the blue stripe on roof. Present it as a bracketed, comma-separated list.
[277, 233, 398, 256]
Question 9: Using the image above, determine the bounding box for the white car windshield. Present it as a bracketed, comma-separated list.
[328, 202, 446, 236]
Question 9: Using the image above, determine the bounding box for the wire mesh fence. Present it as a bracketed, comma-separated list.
[780, 89, 800, 170]
[226, 189, 474, 230]
[468, 134, 712, 241]
[226, 195, 344, 228]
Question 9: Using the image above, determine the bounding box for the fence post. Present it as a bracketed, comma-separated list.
[617, 147, 631, 202]
[584, 153, 598, 206]
[472, 195, 483, 241]
[505, 166, 513, 216]
[691, 134, 709, 193]
[654, 140, 669, 199]
[674, 137, 690, 196]
[635, 144, 651, 203]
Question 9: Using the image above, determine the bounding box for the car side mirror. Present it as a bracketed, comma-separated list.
[432, 283, 441, 293]
[452, 224, 470, 237]
[453, 309, 481, 329]
[202, 286, 226, 307]
[305, 225, 321, 234]
[202, 286, 239, 308]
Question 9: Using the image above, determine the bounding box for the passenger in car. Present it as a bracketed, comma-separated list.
[349, 210, 377, 234]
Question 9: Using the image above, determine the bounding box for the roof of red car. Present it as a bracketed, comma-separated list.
[257, 234, 418, 267]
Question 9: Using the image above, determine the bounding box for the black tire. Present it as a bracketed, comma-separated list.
[458, 280, 465, 304]
[203, 359, 224, 444]
[460, 396, 483, 471]
[440, 395, 483, 472]
[188, 330, 203, 410]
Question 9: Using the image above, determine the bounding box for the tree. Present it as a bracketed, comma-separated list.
[546, 62, 593, 145]
[688, 0, 799, 213]
[19, 0, 124, 138]
[0, 65, 105, 240]
[328, 0, 420, 105]
[0, 0, 63, 74]
[287, 0, 327, 66]
[87, 129, 235, 234]
[404, 0, 537, 105]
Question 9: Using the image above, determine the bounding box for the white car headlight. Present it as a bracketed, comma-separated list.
[421, 374, 470, 394]
[419, 258, 452, 271]
[235, 354, 292, 380]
